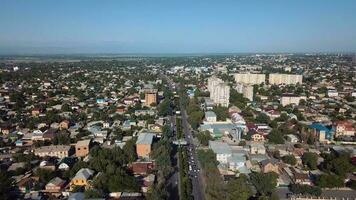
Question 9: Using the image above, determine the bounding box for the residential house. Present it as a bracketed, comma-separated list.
[70, 168, 94, 190]
[209, 141, 232, 164]
[45, 177, 66, 193]
[34, 145, 72, 158]
[136, 133, 155, 159]
[335, 121, 355, 138]
[260, 159, 280, 174]
[75, 139, 91, 157]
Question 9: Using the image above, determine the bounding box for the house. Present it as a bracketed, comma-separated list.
[136, 133, 155, 159]
[309, 123, 334, 142]
[260, 159, 279, 174]
[131, 161, 155, 175]
[251, 133, 265, 142]
[34, 145, 72, 158]
[17, 176, 39, 193]
[209, 141, 232, 164]
[58, 157, 76, 171]
[250, 143, 266, 155]
[70, 168, 94, 189]
[289, 167, 312, 185]
[45, 177, 66, 193]
[75, 139, 91, 157]
[286, 134, 299, 143]
[335, 121, 355, 138]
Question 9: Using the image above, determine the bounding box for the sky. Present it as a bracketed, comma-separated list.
[0, 0, 356, 54]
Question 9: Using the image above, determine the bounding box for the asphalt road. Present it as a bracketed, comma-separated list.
[167, 114, 180, 200]
[181, 108, 205, 200]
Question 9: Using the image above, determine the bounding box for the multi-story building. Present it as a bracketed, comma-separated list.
[34, 145, 72, 158]
[235, 83, 254, 101]
[144, 89, 157, 107]
[75, 139, 91, 157]
[335, 121, 355, 138]
[205, 111, 217, 123]
[209, 141, 232, 164]
[208, 76, 230, 107]
[268, 74, 302, 85]
[280, 94, 301, 106]
[234, 73, 266, 85]
[136, 132, 155, 159]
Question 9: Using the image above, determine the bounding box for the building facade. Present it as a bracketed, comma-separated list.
[234, 73, 266, 85]
[144, 89, 158, 107]
[208, 76, 230, 107]
[269, 74, 302, 85]
[235, 83, 254, 101]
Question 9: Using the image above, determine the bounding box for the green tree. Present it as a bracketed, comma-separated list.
[268, 129, 285, 144]
[282, 155, 297, 166]
[0, 171, 14, 200]
[226, 175, 252, 200]
[250, 172, 278, 196]
[302, 152, 318, 170]
[196, 131, 213, 146]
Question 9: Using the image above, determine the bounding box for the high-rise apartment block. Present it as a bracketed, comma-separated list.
[269, 74, 302, 85]
[208, 76, 230, 107]
[235, 83, 254, 101]
[234, 73, 266, 85]
[144, 89, 158, 107]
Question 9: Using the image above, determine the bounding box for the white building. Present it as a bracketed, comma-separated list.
[234, 73, 266, 85]
[281, 94, 301, 106]
[235, 83, 254, 101]
[268, 74, 302, 85]
[327, 90, 339, 97]
[209, 141, 232, 164]
[208, 76, 230, 107]
[205, 111, 217, 123]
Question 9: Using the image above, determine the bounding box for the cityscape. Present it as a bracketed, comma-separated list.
[0, 1, 356, 200]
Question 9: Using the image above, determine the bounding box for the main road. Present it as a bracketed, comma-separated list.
[180, 104, 205, 200]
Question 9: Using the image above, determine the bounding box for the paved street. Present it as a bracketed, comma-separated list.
[180, 108, 205, 200]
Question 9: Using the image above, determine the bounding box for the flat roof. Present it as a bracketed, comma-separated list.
[209, 141, 232, 154]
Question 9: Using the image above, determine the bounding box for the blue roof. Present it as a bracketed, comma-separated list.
[309, 123, 332, 132]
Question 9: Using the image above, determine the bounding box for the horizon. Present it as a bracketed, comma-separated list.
[1, 0, 356, 54]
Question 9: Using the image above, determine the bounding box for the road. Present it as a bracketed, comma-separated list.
[180, 108, 205, 200]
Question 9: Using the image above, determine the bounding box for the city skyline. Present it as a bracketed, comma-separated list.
[1, 0, 356, 54]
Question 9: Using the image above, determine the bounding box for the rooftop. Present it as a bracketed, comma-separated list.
[136, 133, 155, 145]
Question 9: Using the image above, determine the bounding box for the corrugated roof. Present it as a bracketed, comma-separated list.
[136, 133, 154, 145]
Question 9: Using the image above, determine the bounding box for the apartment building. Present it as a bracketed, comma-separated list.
[281, 94, 301, 106]
[136, 132, 155, 159]
[208, 76, 230, 107]
[235, 83, 254, 101]
[269, 74, 302, 85]
[234, 73, 266, 85]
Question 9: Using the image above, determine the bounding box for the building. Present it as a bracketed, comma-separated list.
[34, 145, 72, 158]
[250, 143, 266, 154]
[309, 123, 334, 142]
[209, 141, 232, 164]
[260, 159, 279, 174]
[75, 139, 91, 157]
[207, 76, 230, 107]
[286, 134, 299, 143]
[335, 121, 355, 138]
[234, 73, 266, 85]
[70, 168, 94, 189]
[144, 89, 158, 107]
[235, 83, 254, 101]
[251, 133, 265, 142]
[269, 74, 302, 85]
[280, 94, 301, 106]
[45, 177, 66, 193]
[136, 133, 155, 159]
[327, 90, 339, 97]
[205, 111, 217, 123]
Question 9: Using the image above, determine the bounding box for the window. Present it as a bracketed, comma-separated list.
[83, 147, 87, 150]
[77, 148, 80, 150]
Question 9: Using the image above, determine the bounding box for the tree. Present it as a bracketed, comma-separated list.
[197, 131, 213, 146]
[268, 129, 285, 144]
[212, 106, 228, 121]
[315, 174, 344, 188]
[256, 113, 271, 124]
[301, 152, 318, 170]
[226, 176, 252, 200]
[282, 155, 297, 166]
[0, 172, 14, 200]
[250, 172, 278, 196]
[123, 138, 137, 163]
[158, 99, 171, 117]
[84, 189, 102, 198]
[289, 184, 322, 196]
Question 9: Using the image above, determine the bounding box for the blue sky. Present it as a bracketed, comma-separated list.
[1, 0, 356, 54]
